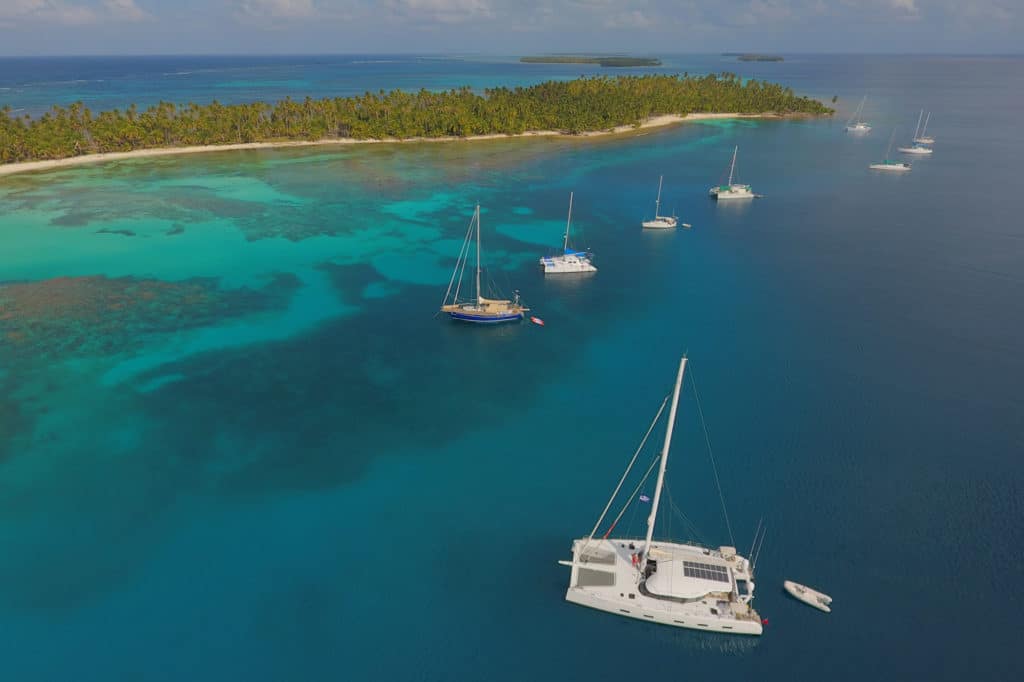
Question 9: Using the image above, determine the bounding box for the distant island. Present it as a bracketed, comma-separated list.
[722, 53, 785, 62]
[0, 74, 832, 168]
[521, 56, 662, 67]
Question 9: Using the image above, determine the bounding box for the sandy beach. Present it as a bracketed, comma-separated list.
[0, 112, 776, 178]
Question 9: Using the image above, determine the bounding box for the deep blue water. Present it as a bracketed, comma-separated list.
[1, 55, 1023, 681]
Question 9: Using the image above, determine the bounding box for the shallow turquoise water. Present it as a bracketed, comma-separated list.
[1, 56, 1023, 681]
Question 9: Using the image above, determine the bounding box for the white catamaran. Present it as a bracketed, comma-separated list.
[540, 192, 597, 274]
[898, 110, 934, 155]
[845, 95, 872, 133]
[870, 129, 912, 172]
[709, 146, 755, 200]
[915, 112, 934, 145]
[559, 356, 764, 636]
[641, 176, 678, 229]
[440, 204, 527, 324]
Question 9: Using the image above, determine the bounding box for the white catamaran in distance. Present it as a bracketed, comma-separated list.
[540, 192, 597, 274]
[898, 110, 934, 155]
[845, 95, 872, 133]
[870, 129, 912, 172]
[641, 176, 678, 229]
[440, 204, 528, 324]
[914, 111, 935, 145]
[559, 356, 764, 636]
[709, 146, 755, 200]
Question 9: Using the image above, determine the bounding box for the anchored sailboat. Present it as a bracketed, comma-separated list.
[540, 192, 597, 274]
[898, 110, 933, 155]
[870, 129, 911, 172]
[641, 176, 678, 229]
[709, 146, 755, 200]
[440, 204, 528, 324]
[845, 95, 871, 133]
[559, 356, 764, 635]
[915, 112, 935, 145]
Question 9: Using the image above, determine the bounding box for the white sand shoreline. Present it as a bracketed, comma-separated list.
[0, 113, 779, 178]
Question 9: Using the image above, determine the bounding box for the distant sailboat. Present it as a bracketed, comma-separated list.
[709, 146, 755, 200]
[915, 112, 934, 145]
[641, 176, 678, 229]
[441, 204, 528, 324]
[898, 110, 934, 155]
[540, 192, 597, 274]
[869, 129, 912, 172]
[845, 95, 871, 133]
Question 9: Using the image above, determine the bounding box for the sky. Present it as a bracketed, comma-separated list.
[0, 0, 1020, 55]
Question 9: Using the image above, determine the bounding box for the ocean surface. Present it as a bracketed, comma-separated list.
[1, 55, 1022, 681]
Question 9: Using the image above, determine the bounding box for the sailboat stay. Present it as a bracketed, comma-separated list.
[440, 204, 528, 324]
[559, 356, 764, 635]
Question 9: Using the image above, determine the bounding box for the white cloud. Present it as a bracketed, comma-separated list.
[237, 0, 318, 19]
[385, 0, 494, 24]
[0, 0, 98, 26]
[103, 0, 148, 22]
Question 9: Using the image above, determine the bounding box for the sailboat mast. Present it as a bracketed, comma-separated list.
[655, 176, 663, 217]
[563, 192, 573, 252]
[728, 146, 737, 186]
[475, 204, 482, 304]
[921, 112, 930, 136]
[913, 109, 923, 140]
[641, 356, 688, 571]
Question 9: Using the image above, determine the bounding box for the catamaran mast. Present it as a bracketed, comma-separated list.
[655, 176, 663, 218]
[920, 112, 930, 137]
[563, 192, 573, 252]
[641, 356, 688, 571]
[728, 146, 738, 187]
[913, 109, 923, 140]
[475, 204, 482, 305]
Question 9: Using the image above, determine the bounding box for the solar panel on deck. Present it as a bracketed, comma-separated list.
[683, 561, 730, 583]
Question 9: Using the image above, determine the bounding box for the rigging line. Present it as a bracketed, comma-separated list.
[664, 481, 707, 546]
[748, 517, 764, 563]
[444, 211, 476, 306]
[689, 366, 735, 548]
[752, 523, 768, 572]
[585, 394, 670, 543]
[602, 453, 660, 540]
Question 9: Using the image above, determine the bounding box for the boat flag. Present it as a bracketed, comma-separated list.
[639, 494, 650, 503]
[530, 316, 545, 326]
[762, 618, 769, 626]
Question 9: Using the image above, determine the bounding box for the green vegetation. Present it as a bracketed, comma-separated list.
[521, 56, 662, 67]
[0, 74, 832, 164]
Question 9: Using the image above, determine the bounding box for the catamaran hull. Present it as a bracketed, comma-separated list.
[540, 257, 598, 274]
[565, 588, 763, 635]
[447, 311, 524, 324]
[869, 163, 911, 172]
[711, 192, 755, 201]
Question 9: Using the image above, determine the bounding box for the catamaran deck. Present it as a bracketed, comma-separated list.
[563, 537, 763, 635]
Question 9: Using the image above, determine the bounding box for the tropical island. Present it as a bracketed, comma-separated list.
[521, 56, 662, 67]
[722, 53, 785, 62]
[0, 74, 832, 170]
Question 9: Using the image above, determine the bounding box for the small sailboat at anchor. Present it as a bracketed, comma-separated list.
[914, 112, 934, 145]
[898, 110, 934, 155]
[869, 129, 912, 172]
[845, 95, 872, 133]
[641, 175, 678, 229]
[709, 146, 755, 200]
[540, 192, 597, 274]
[440, 204, 528, 324]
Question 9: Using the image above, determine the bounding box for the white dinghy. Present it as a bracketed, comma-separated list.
[783, 580, 832, 613]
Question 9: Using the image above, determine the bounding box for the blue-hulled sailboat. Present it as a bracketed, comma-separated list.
[440, 204, 527, 324]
